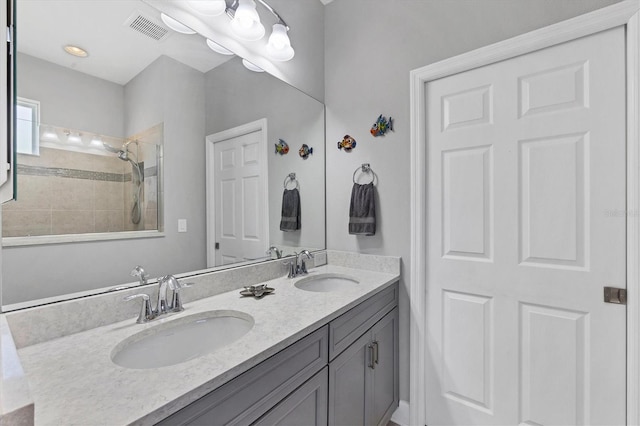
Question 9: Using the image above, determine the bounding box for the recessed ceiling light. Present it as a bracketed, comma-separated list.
[63, 45, 88, 58]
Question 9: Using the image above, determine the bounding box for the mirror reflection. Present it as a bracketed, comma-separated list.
[4, 121, 163, 237]
[1, 0, 325, 309]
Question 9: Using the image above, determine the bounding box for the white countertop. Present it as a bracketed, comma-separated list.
[15, 265, 399, 425]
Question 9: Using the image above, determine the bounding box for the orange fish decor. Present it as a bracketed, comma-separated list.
[337, 135, 357, 152]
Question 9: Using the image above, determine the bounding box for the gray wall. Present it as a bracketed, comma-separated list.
[324, 0, 621, 405]
[205, 57, 325, 255]
[2, 56, 206, 304]
[16, 53, 124, 137]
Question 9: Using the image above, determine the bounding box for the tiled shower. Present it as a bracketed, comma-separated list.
[2, 124, 161, 237]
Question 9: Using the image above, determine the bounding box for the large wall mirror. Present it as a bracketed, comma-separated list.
[1, 0, 325, 310]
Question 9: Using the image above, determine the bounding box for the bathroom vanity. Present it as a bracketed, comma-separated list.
[158, 284, 398, 426]
[3, 254, 400, 425]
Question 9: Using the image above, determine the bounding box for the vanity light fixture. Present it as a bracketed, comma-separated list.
[160, 13, 196, 34]
[163, 0, 296, 62]
[63, 45, 88, 58]
[229, 0, 265, 41]
[266, 23, 294, 61]
[40, 126, 59, 142]
[206, 39, 234, 55]
[186, 0, 226, 16]
[65, 131, 82, 144]
[90, 136, 103, 147]
[242, 59, 264, 72]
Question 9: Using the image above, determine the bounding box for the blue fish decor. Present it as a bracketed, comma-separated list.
[275, 139, 289, 155]
[337, 135, 357, 151]
[370, 114, 393, 137]
[299, 144, 313, 159]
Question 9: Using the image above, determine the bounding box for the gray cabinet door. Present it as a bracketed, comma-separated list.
[328, 307, 399, 426]
[328, 332, 370, 426]
[253, 367, 328, 426]
[369, 308, 399, 426]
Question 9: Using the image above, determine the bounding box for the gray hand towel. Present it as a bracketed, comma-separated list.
[349, 183, 376, 235]
[280, 188, 301, 231]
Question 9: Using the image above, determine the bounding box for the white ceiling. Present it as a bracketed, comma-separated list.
[17, 0, 233, 85]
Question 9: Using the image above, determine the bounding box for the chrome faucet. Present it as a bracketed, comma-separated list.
[266, 246, 282, 259]
[124, 274, 192, 323]
[286, 250, 314, 278]
[158, 275, 191, 313]
[155, 275, 172, 315]
[130, 265, 149, 286]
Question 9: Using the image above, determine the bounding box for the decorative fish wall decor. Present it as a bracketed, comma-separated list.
[275, 139, 289, 155]
[370, 114, 393, 137]
[337, 135, 357, 151]
[299, 144, 313, 159]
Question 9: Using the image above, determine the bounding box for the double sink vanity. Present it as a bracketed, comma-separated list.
[0, 251, 400, 425]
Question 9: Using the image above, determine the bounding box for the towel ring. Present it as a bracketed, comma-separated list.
[353, 163, 376, 185]
[283, 172, 299, 190]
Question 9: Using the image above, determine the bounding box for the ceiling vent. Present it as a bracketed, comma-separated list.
[124, 11, 170, 41]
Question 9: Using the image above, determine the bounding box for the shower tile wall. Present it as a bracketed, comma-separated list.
[2, 147, 128, 236]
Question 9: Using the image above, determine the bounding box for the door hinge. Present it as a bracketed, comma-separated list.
[6, 26, 13, 51]
[604, 287, 627, 305]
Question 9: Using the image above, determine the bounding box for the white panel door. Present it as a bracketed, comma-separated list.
[425, 27, 626, 425]
[212, 130, 266, 266]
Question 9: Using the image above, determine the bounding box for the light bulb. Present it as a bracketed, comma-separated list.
[266, 24, 295, 61]
[230, 0, 265, 41]
[160, 13, 196, 35]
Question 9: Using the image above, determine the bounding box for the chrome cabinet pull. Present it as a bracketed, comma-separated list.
[368, 344, 375, 369]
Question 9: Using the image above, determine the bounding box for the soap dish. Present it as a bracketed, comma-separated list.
[240, 284, 275, 299]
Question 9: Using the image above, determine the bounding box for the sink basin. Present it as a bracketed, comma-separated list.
[294, 273, 359, 292]
[111, 310, 254, 369]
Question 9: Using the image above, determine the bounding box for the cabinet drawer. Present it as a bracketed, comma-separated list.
[253, 367, 328, 426]
[157, 326, 328, 426]
[328, 283, 398, 360]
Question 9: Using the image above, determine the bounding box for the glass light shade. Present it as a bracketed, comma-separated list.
[186, 0, 226, 16]
[40, 126, 59, 142]
[160, 13, 196, 35]
[66, 132, 82, 144]
[242, 59, 265, 72]
[230, 0, 265, 41]
[206, 39, 234, 56]
[266, 24, 294, 61]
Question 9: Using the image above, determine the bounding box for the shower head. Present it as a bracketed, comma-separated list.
[102, 142, 120, 154]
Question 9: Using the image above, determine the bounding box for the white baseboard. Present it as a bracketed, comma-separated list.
[390, 400, 410, 426]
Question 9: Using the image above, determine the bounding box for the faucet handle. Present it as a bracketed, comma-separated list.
[170, 281, 192, 313]
[284, 260, 296, 278]
[124, 293, 155, 324]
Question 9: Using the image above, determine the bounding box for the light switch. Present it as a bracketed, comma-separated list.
[178, 219, 187, 233]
